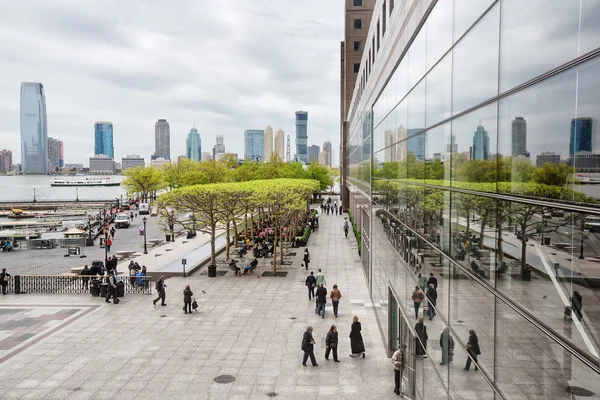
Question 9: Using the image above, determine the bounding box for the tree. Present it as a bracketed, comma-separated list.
[305, 162, 334, 191]
[218, 183, 252, 259]
[532, 163, 575, 187]
[162, 158, 196, 189]
[121, 166, 165, 202]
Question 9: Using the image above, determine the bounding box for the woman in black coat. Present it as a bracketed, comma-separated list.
[464, 329, 481, 371]
[301, 326, 318, 366]
[414, 317, 428, 357]
[182, 285, 193, 314]
[325, 325, 340, 362]
[303, 248, 310, 271]
[349, 316, 365, 358]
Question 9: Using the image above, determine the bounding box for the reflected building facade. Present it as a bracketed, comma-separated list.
[94, 122, 114, 158]
[20, 82, 48, 174]
[295, 111, 308, 163]
[244, 129, 264, 160]
[344, 0, 600, 398]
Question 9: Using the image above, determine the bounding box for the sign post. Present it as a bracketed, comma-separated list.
[182, 258, 187, 277]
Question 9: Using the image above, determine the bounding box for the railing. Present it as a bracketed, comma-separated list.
[4, 274, 152, 295]
[20, 238, 86, 250]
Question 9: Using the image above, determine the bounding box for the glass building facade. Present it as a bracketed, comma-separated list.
[186, 127, 201, 162]
[295, 111, 308, 163]
[94, 122, 114, 158]
[20, 82, 48, 174]
[244, 129, 264, 161]
[345, 0, 600, 398]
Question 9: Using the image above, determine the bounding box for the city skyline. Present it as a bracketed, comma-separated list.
[20, 82, 48, 173]
[154, 119, 170, 160]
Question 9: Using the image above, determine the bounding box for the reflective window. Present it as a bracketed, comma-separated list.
[453, 0, 495, 42]
[425, 54, 452, 128]
[426, 0, 453, 71]
[353, 63, 360, 73]
[408, 28, 426, 89]
[394, 59, 408, 106]
[354, 19, 362, 29]
[580, 1, 600, 55]
[353, 41, 361, 51]
[353, 0, 363, 6]
[452, 3, 499, 115]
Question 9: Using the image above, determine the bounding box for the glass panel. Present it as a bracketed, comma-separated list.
[500, 0, 580, 92]
[408, 81, 426, 143]
[426, 54, 452, 128]
[395, 60, 408, 105]
[408, 27, 427, 89]
[426, 0, 453, 71]
[373, 119, 385, 154]
[580, 1, 600, 55]
[452, 3, 499, 116]
[453, 0, 494, 43]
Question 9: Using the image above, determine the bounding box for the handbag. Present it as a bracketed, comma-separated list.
[3, 275, 8, 282]
[191, 297, 198, 310]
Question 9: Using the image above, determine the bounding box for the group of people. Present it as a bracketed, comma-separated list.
[0, 240, 17, 252]
[305, 269, 343, 318]
[320, 201, 340, 215]
[412, 272, 438, 320]
[301, 316, 366, 366]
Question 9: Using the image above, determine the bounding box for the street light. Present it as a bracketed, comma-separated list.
[143, 217, 148, 254]
[579, 218, 585, 260]
[88, 217, 92, 240]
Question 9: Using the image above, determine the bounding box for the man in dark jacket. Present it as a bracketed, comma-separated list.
[301, 326, 318, 367]
[426, 284, 437, 320]
[315, 284, 328, 319]
[305, 271, 317, 301]
[105, 271, 120, 304]
[427, 273, 438, 290]
[0, 268, 10, 295]
[153, 275, 167, 306]
[80, 265, 91, 290]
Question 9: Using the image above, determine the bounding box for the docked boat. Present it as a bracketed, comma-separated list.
[50, 176, 120, 187]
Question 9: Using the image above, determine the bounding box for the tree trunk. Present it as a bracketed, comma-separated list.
[233, 218, 239, 248]
[225, 221, 231, 259]
[479, 214, 487, 250]
[210, 225, 216, 265]
[272, 230, 278, 272]
[280, 225, 285, 264]
[244, 209, 249, 240]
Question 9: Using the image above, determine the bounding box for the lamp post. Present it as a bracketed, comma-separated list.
[88, 217, 92, 240]
[579, 217, 585, 260]
[143, 217, 148, 254]
[104, 228, 108, 266]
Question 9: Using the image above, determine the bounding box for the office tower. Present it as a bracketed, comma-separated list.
[308, 145, 320, 163]
[472, 124, 490, 160]
[244, 130, 265, 160]
[186, 126, 201, 162]
[446, 134, 458, 153]
[295, 111, 308, 163]
[286, 135, 291, 162]
[214, 135, 225, 154]
[323, 141, 333, 166]
[201, 152, 213, 161]
[274, 129, 285, 159]
[319, 150, 331, 166]
[536, 152, 561, 167]
[58, 140, 64, 168]
[0, 149, 12, 172]
[264, 125, 273, 161]
[94, 122, 114, 158]
[47, 137, 60, 172]
[122, 155, 145, 170]
[89, 155, 115, 174]
[511, 117, 527, 156]
[150, 157, 169, 168]
[384, 129, 396, 162]
[154, 119, 170, 160]
[20, 82, 48, 173]
[569, 117, 593, 157]
[407, 129, 425, 160]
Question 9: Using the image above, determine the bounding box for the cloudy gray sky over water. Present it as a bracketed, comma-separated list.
[0, 1, 343, 165]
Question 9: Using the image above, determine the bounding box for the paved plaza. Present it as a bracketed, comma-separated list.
[0, 205, 400, 400]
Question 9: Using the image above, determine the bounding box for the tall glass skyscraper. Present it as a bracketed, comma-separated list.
[244, 130, 264, 160]
[94, 122, 114, 158]
[295, 111, 308, 163]
[472, 124, 490, 160]
[570, 117, 593, 157]
[20, 82, 48, 173]
[154, 119, 170, 160]
[186, 127, 201, 162]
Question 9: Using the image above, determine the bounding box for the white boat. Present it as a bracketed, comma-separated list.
[50, 176, 120, 187]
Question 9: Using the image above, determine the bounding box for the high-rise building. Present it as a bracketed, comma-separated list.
[89, 155, 115, 174]
[58, 140, 64, 168]
[154, 119, 170, 160]
[20, 82, 48, 174]
[308, 145, 320, 163]
[274, 129, 285, 159]
[214, 135, 226, 154]
[0, 149, 12, 172]
[264, 125, 274, 161]
[384, 130, 396, 162]
[244, 130, 264, 160]
[186, 126, 201, 162]
[295, 112, 308, 163]
[536, 152, 561, 167]
[201, 152, 213, 161]
[569, 117, 593, 157]
[286, 135, 291, 162]
[511, 117, 528, 156]
[323, 141, 333, 166]
[407, 130, 425, 160]
[472, 125, 490, 160]
[122, 155, 145, 170]
[47, 137, 60, 172]
[446, 134, 458, 153]
[319, 150, 331, 166]
[94, 122, 114, 158]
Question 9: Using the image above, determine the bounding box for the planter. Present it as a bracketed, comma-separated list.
[165, 234, 172, 242]
[207, 264, 217, 278]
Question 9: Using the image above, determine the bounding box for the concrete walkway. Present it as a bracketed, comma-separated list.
[0, 206, 398, 399]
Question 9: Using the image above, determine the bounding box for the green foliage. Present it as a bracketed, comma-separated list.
[305, 162, 334, 191]
[532, 163, 575, 186]
[348, 211, 361, 256]
[121, 166, 165, 202]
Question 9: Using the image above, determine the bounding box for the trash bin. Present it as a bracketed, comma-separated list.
[165, 234, 171, 242]
[207, 264, 217, 278]
[100, 283, 108, 297]
[85, 238, 95, 247]
[14, 275, 21, 294]
[116, 282, 125, 297]
[522, 267, 532, 281]
[544, 237, 551, 246]
[90, 279, 101, 297]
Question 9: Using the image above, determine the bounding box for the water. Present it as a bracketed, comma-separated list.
[0, 175, 127, 202]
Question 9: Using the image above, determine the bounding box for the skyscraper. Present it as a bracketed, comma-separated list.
[154, 119, 170, 160]
[295, 111, 308, 163]
[20, 82, 48, 173]
[0, 149, 12, 172]
[94, 122, 114, 158]
[569, 117, 593, 157]
[186, 126, 201, 162]
[244, 130, 265, 160]
[323, 141, 333, 167]
[214, 135, 225, 154]
[308, 145, 320, 163]
[472, 124, 490, 160]
[264, 125, 273, 161]
[47, 137, 60, 172]
[511, 117, 528, 156]
[384, 130, 397, 162]
[407, 129, 425, 160]
[286, 135, 291, 162]
[274, 129, 285, 159]
[58, 140, 64, 168]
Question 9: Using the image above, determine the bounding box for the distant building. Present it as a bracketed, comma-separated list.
[122, 154, 145, 170]
[286, 134, 291, 161]
[274, 129, 285, 159]
[89, 155, 115, 175]
[264, 125, 273, 161]
[407, 130, 425, 160]
[472, 125, 490, 160]
[244, 129, 264, 160]
[384, 129, 396, 162]
[319, 150, 331, 166]
[65, 163, 83, 171]
[569, 117, 593, 157]
[536, 152, 561, 167]
[295, 111, 308, 163]
[323, 141, 333, 167]
[308, 145, 320, 163]
[511, 117, 528, 156]
[94, 122, 114, 158]
[154, 119, 170, 160]
[150, 156, 170, 168]
[186, 126, 201, 161]
[20, 82, 48, 173]
[446, 134, 458, 153]
[214, 135, 225, 155]
[201, 152, 213, 161]
[0, 149, 12, 172]
[570, 151, 600, 173]
[58, 140, 64, 168]
[47, 137, 61, 172]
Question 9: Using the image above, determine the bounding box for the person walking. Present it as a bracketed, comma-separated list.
[330, 284, 342, 318]
[392, 344, 407, 395]
[325, 325, 340, 362]
[303, 248, 311, 271]
[349, 316, 366, 358]
[426, 284, 437, 320]
[439, 327, 454, 365]
[305, 271, 317, 300]
[418, 273, 428, 290]
[316, 269, 326, 287]
[110, 226, 116, 239]
[301, 326, 318, 367]
[104, 270, 120, 304]
[464, 329, 481, 371]
[1, 268, 10, 295]
[414, 317, 428, 358]
[183, 285, 193, 314]
[571, 290, 583, 321]
[343, 217, 349, 238]
[411, 286, 425, 319]
[427, 272, 438, 290]
[80, 265, 91, 290]
[106, 237, 112, 253]
[153, 275, 167, 306]
[315, 284, 327, 318]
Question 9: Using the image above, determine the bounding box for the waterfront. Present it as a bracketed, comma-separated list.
[0, 175, 127, 202]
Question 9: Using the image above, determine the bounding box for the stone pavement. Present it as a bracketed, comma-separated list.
[0, 207, 399, 399]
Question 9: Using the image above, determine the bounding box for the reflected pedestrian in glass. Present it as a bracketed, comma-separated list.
[411, 286, 425, 319]
[414, 316, 428, 358]
[464, 329, 481, 371]
[426, 284, 437, 320]
[349, 316, 365, 358]
[439, 328, 454, 365]
[301, 326, 318, 366]
[571, 290, 583, 321]
[325, 325, 340, 362]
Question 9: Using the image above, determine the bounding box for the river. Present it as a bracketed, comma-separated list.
[0, 175, 127, 202]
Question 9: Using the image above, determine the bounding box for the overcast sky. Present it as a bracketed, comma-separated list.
[0, 0, 343, 166]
